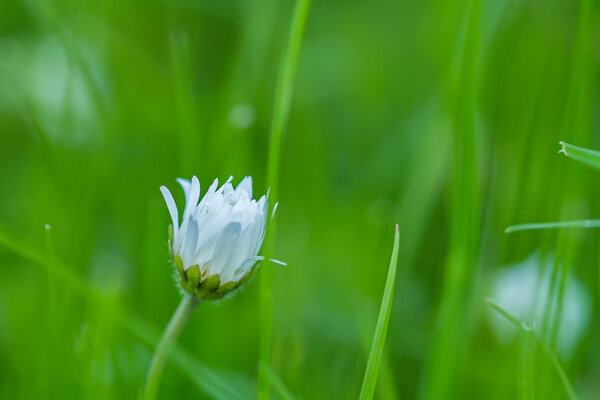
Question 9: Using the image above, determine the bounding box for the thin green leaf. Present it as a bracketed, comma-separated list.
[44, 224, 59, 340]
[559, 141, 600, 171]
[486, 298, 578, 400]
[505, 219, 600, 233]
[537, 340, 578, 400]
[519, 326, 536, 400]
[485, 298, 534, 331]
[359, 225, 400, 400]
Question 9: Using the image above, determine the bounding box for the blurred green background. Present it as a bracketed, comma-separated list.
[1, 0, 600, 398]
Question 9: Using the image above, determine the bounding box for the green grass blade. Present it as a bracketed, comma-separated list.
[259, 0, 312, 399]
[519, 326, 536, 400]
[558, 141, 600, 171]
[422, 0, 481, 397]
[485, 298, 533, 331]
[536, 340, 578, 400]
[358, 225, 400, 400]
[505, 219, 600, 233]
[486, 298, 578, 400]
[44, 224, 59, 340]
[486, 299, 536, 400]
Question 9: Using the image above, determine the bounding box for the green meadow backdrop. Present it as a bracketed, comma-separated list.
[1, 0, 600, 398]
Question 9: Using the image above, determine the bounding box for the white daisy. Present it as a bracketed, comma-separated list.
[160, 175, 283, 299]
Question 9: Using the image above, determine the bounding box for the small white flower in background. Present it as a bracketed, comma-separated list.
[160, 175, 283, 299]
[487, 252, 591, 360]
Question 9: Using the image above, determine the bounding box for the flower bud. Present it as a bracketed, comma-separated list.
[160, 176, 283, 300]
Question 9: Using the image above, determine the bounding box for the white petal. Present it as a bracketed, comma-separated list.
[258, 195, 267, 211]
[183, 176, 201, 222]
[247, 256, 286, 266]
[271, 202, 279, 219]
[177, 178, 191, 200]
[181, 215, 199, 268]
[269, 258, 287, 266]
[232, 257, 259, 281]
[209, 222, 242, 279]
[160, 186, 179, 234]
[237, 176, 253, 198]
[207, 178, 219, 193]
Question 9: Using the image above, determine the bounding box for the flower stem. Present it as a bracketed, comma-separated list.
[143, 294, 199, 400]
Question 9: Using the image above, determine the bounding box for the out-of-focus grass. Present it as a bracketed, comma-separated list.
[2, 0, 600, 399]
[260, 0, 311, 398]
[487, 298, 578, 400]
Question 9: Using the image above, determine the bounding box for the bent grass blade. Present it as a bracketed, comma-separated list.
[486, 298, 578, 400]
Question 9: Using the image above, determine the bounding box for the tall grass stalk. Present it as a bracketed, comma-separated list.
[169, 30, 200, 176]
[358, 225, 400, 400]
[43, 224, 60, 396]
[44, 224, 59, 341]
[518, 325, 536, 400]
[422, 0, 481, 398]
[259, 0, 311, 398]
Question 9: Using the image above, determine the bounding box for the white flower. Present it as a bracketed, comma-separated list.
[160, 175, 282, 299]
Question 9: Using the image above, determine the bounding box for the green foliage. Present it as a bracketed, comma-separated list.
[1, 0, 599, 398]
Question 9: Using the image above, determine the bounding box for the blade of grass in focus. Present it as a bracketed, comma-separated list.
[44, 224, 59, 341]
[0, 224, 252, 400]
[358, 225, 400, 400]
[486, 299, 578, 400]
[506, 219, 600, 233]
[558, 141, 600, 171]
[259, 0, 311, 398]
[43, 224, 62, 397]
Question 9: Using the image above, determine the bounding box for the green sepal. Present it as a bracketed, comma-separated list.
[217, 281, 236, 294]
[205, 280, 236, 300]
[196, 274, 220, 298]
[185, 265, 201, 291]
[204, 275, 221, 291]
[168, 224, 174, 259]
[174, 253, 184, 277]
